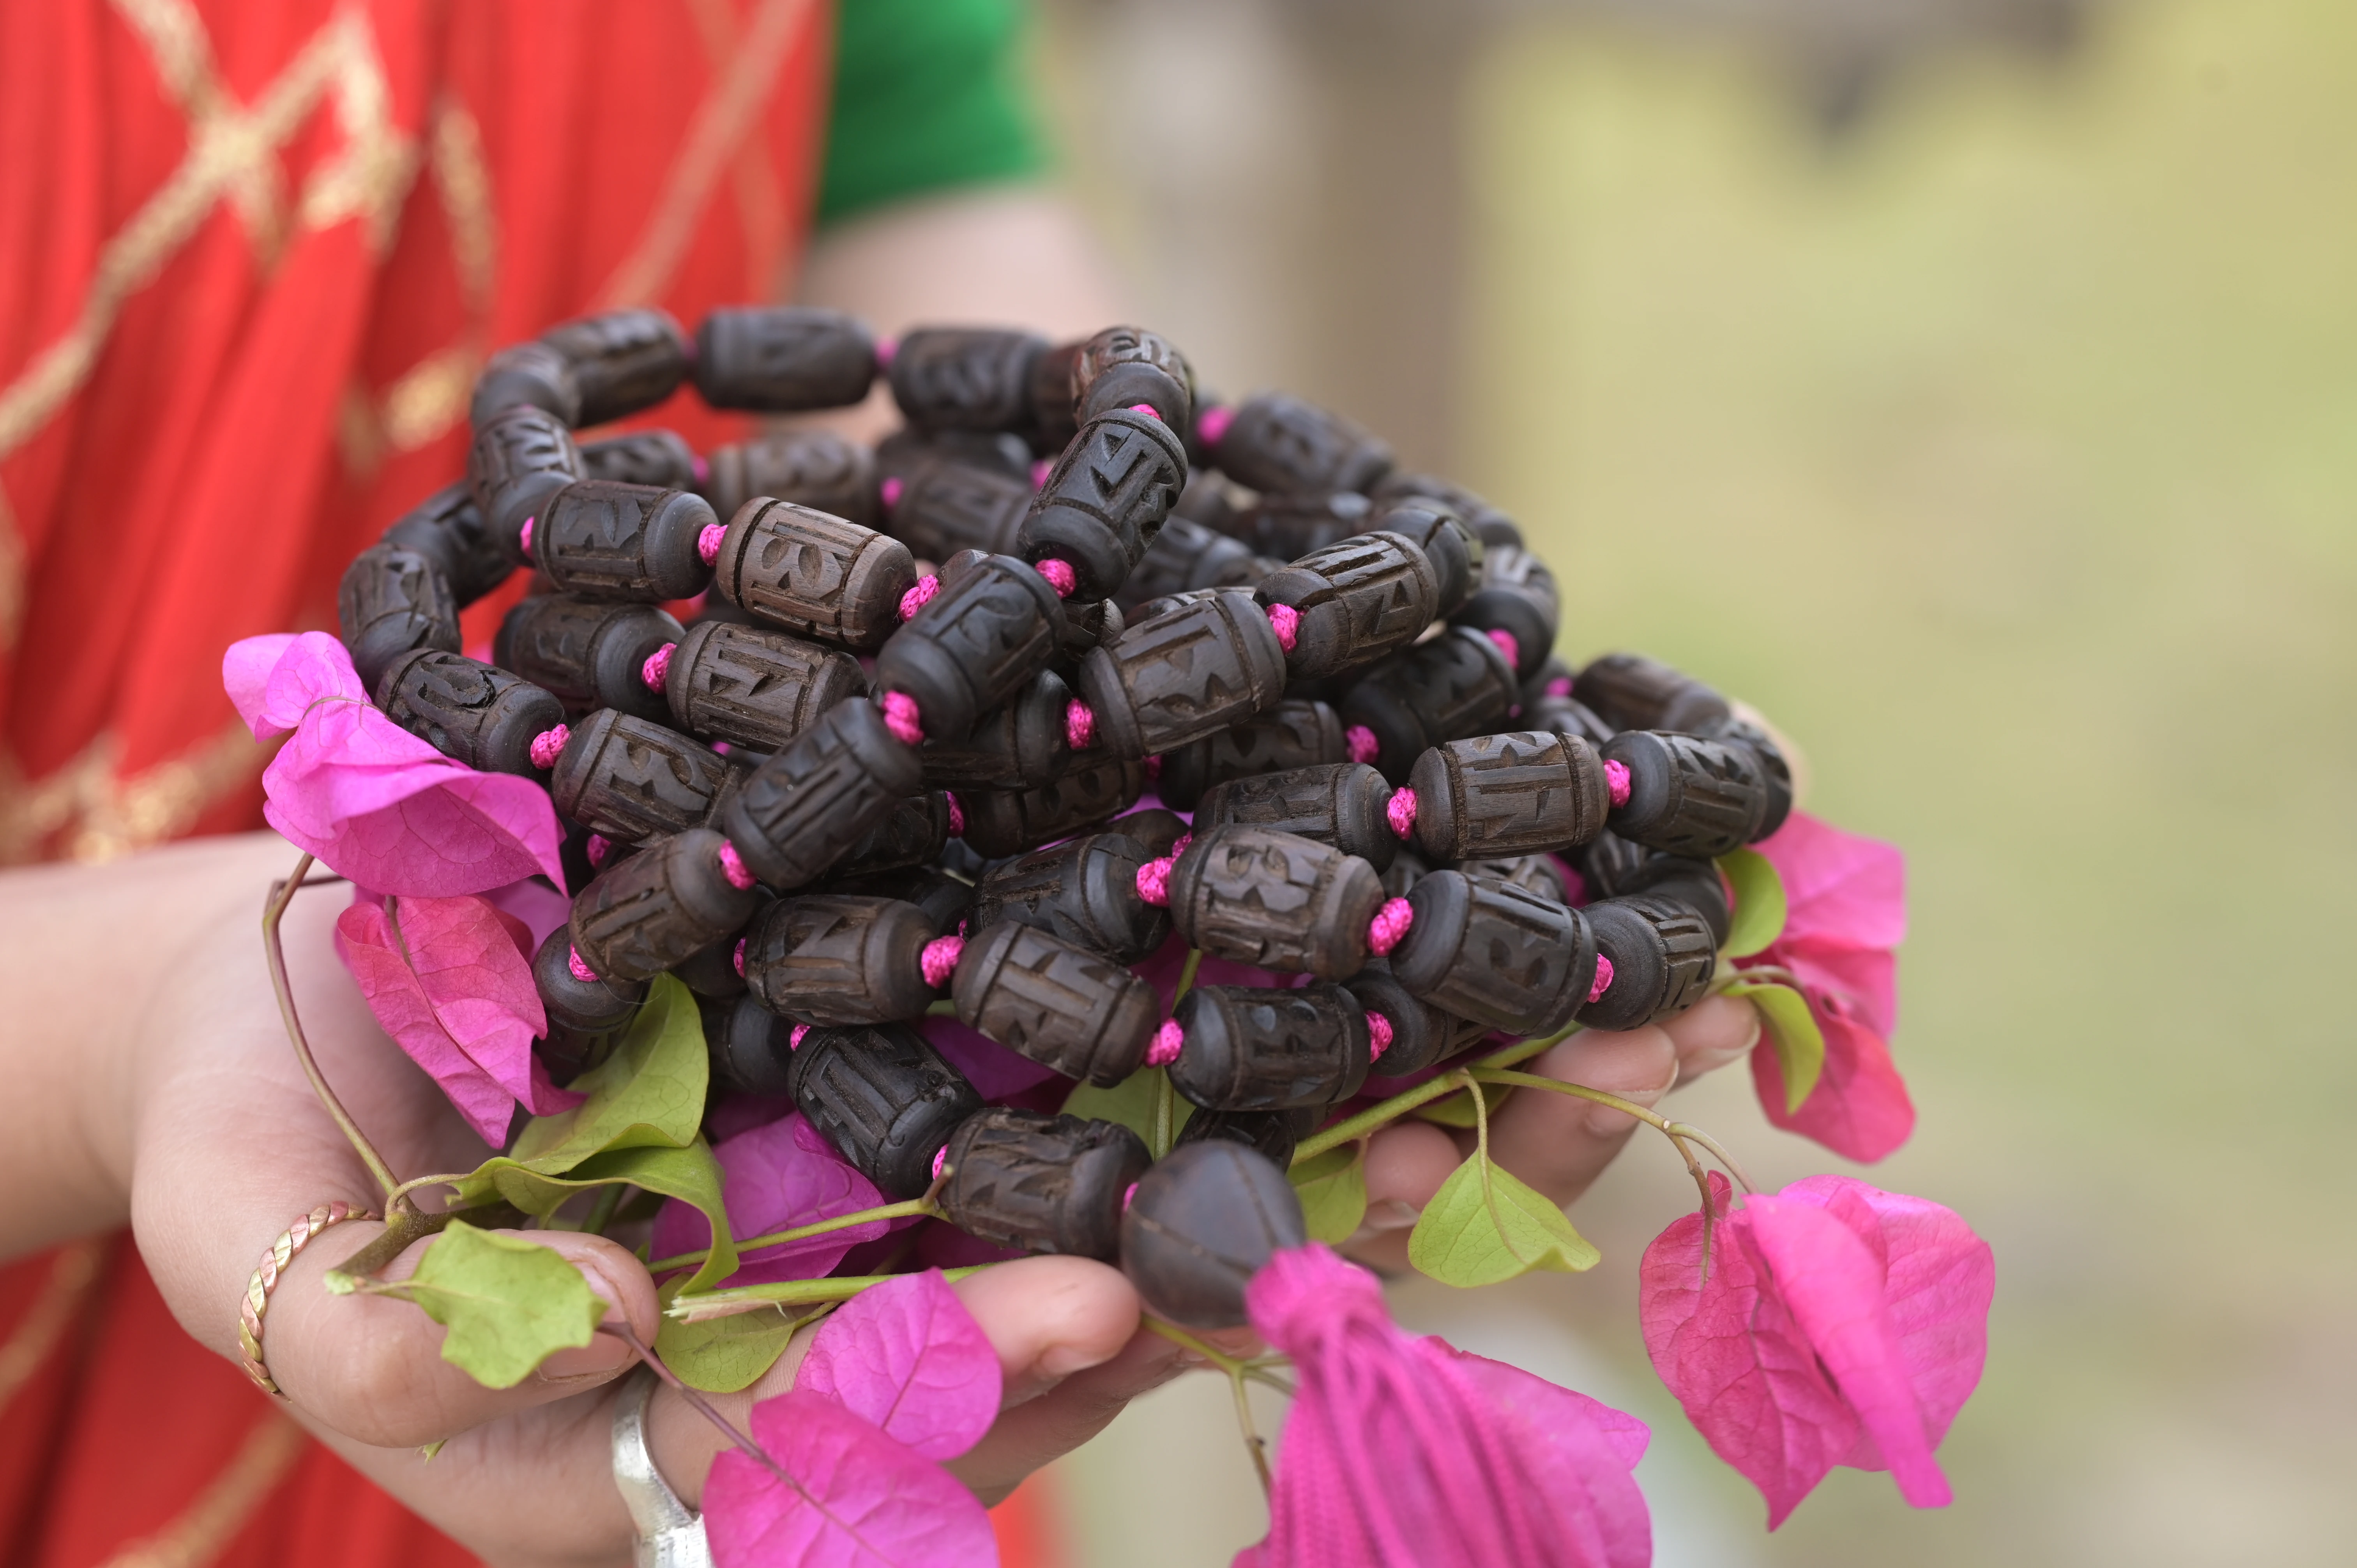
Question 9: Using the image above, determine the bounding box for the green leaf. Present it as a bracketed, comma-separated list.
[1406, 1153, 1601, 1286]
[1062, 1066, 1193, 1157]
[1725, 979, 1825, 1112]
[1716, 846, 1788, 959]
[371, 1222, 607, 1389]
[501, 974, 707, 1180]
[457, 1140, 740, 1294]
[1412, 1081, 1514, 1129]
[1290, 1145, 1369, 1244]
[654, 1276, 808, 1392]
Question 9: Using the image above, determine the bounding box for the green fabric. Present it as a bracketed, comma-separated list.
[816, 0, 1050, 226]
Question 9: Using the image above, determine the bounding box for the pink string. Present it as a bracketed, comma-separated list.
[1030, 457, 1053, 490]
[567, 946, 597, 983]
[696, 523, 726, 566]
[881, 690, 925, 747]
[1122, 1181, 1138, 1213]
[717, 841, 757, 890]
[585, 833, 611, 869]
[1066, 699, 1096, 750]
[1133, 832, 1193, 908]
[641, 641, 675, 693]
[1345, 725, 1381, 766]
[1145, 1018, 1185, 1067]
[1195, 404, 1234, 449]
[733, 938, 746, 978]
[528, 725, 569, 770]
[1605, 758, 1632, 808]
[880, 475, 905, 514]
[1368, 897, 1414, 956]
[944, 791, 964, 837]
[932, 1146, 949, 1183]
[1587, 954, 1615, 1004]
[898, 574, 940, 620]
[711, 740, 732, 756]
[1035, 557, 1078, 597]
[518, 516, 535, 560]
[874, 337, 897, 368]
[692, 453, 710, 488]
[1546, 676, 1573, 699]
[1485, 628, 1520, 671]
[1127, 403, 1163, 420]
[1141, 754, 1161, 784]
[1366, 1011, 1394, 1063]
[921, 934, 965, 990]
[1385, 788, 1417, 841]
[790, 1023, 811, 1051]
[1265, 602, 1299, 652]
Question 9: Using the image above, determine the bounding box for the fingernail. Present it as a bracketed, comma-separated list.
[1036, 1342, 1112, 1379]
[1361, 1199, 1421, 1234]
[536, 1332, 634, 1384]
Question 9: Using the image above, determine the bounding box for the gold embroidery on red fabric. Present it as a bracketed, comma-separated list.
[0, 722, 268, 866]
[296, 11, 420, 254]
[685, 0, 790, 297]
[0, 1238, 104, 1421]
[95, 1412, 306, 1568]
[0, 476, 24, 648]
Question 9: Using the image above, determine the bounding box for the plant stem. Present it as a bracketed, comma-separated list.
[264, 853, 406, 1210]
[320, 1199, 526, 1288]
[668, 1265, 995, 1321]
[1154, 1068, 1175, 1157]
[926, 998, 959, 1016]
[604, 1321, 784, 1481]
[1466, 1068, 1753, 1224]
[1173, 946, 1204, 1003]
[1286, 1025, 1583, 1167]
[645, 1197, 940, 1275]
[581, 1183, 625, 1237]
[1142, 1319, 1281, 1499]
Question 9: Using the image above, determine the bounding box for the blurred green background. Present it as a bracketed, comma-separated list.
[1023, 0, 2357, 1563]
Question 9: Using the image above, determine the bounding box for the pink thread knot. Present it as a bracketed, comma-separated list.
[1265, 602, 1299, 652]
[696, 522, 727, 566]
[1385, 788, 1418, 841]
[944, 791, 964, 837]
[1546, 676, 1573, 699]
[932, 1145, 949, 1183]
[1135, 839, 1189, 908]
[1485, 628, 1520, 671]
[874, 337, 897, 369]
[1365, 1010, 1395, 1063]
[1195, 404, 1234, 450]
[1030, 457, 1054, 490]
[733, 938, 746, 978]
[1141, 754, 1162, 784]
[711, 740, 732, 756]
[528, 725, 570, 771]
[1066, 699, 1096, 750]
[1035, 557, 1078, 598]
[1127, 403, 1163, 420]
[881, 690, 925, 747]
[880, 475, 905, 515]
[1604, 758, 1632, 809]
[898, 573, 940, 621]
[567, 946, 598, 983]
[1587, 953, 1615, 1004]
[692, 453, 711, 488]
[585, 833, 611, 869]
[1122, 1181, 1138, 1213]
[921, 934, 965, 990]
[518, 516, 535, 560]
[789, 1023, 811, 1051]
[641, 641, 676, 693]
[1368, 897, 1414, 956]
[1145, 1019, 1185, 1067]
[1345, 725, 1382, 766]
[717, 840, 757, 890]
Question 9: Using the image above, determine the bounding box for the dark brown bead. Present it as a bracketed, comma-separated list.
[375, 649, 565, 776]
[1167, 984, 1372, 1111]
[787, 1024, 984, 1198]
[381, 481, 512, 607]
[532, 929, 645, 1081]
[885, 458, 1031, 563]
[701, 430, 879, 528]
[694, 306, 878, 412]
[1110, 807, 1188, 858]
[1618, 861, 1732, 948]
[494, 595, 681, 722]
[1051, 597, 1123, 676]
[1254, 531, 1440, 682]
[1172, 1107, 1316, 1167]
[1019, 408, 1190, 601]
[1369, 471, 1520, 549]
[1579, 896, 1718, 1030]
[540, 309, 691, 427]
[875, 427, 1034, 486]
[569, 828, 762, 984]
[1344, 960, 1491, 1078]
[1381, 845, 1431, 899]
[1071, 325, 1194, 429]
[1701, 714, 1794, 840]
[1170, 470, 1241, 531]
[1120, 1141, 1306, 1330]
[1527, 694, 1616, 749]
[468, 404, 584, 562]
[531, 481, 717, 602]
[1387, 869, 1597, 1036]
[1573, 653, 1731, 735]
[887, 328, 1048, 434]
[1406, 729, 1609, 863]
[875, 551, 1067, 743]
[952, 922, 1162, 1086]
[1155, 700, 1345, 811]
[1603, 730, 1770, 857]
[550, 710, 733, 843]
[743, 894, 935, 1025]
[1457, 853, 1575, 907]
[1027, 341, 1083, 451]
[1074, 590, 1288, 760]
[579, 429, 699, 490]
[919, 669, 1072, 789]
[1364, 500, 1475, 616]
[1205, 393, 1392, 496]
[674, 918, 754, 999]
[711, 498, 914, 652]
[1166, 825, 1386, 980]
[1453, 549, 1558, 680]
[940, 1108, 1150, 1260]
[663, 619, 865, 752]
[824, 864, 975, 937]
[1520, 655, 1576, 712]
[955, 756, 1146, 859]
[701, 992, 798, 1098]
[971, 832, 1170, 963]
[1115, 515, 1268, 615]
[1228, 491, 1376, 562]
[339, 544, 459, 693]
[717, 698, 924, 889]
[1195, 762, 1399, 872]
[829, 792, 954, 880]
[1338, 626, 1520, 783]
[472, 341, 581, 428]
[1569, 829, 1650, 900]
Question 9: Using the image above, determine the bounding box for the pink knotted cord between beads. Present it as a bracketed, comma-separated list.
[1133, 833, 1193, 908]
[1366, 1011, 1394, 1063]
[1368, 897, 1414, 957]
[1345, 725, 1381, 767]
[944, 791, 965, 837]
[1546, 676, 1573, 699]
[692, 454, 711, 489]
[1145, 1018, 1185, 1067]
[696, 523, 726, 567]
[881, 690, 925, 747]
[1604, 758, 1632, 808]
[1588, 954, 1615, 1004]
[518, 516, 535, 560]
[567, 946, 597, 983]
[921, 934, 964, 990]
[875, 337, 898, 369]
[1122, 1181, 1139, 1213]
[1127, 403, 1162, 420]
[1035, 557, 1078, 598]
[880, 475, 905, 515]
[1066, 699, 1096, 750]
[932, 1146, 949, 1182]
[733, 939, 746, 978]
[1265, 602, 1299, 653]
[717, 841, 757, 891]
[528, 725, 569, 771]
[789, 1023, 810, 1051]
[1485, 628, 1520, 671]
[1385, 788, 1417, 841]
[898, 574, 940, 620]
[1141, 754, 1162, 784]
[641, 642, 675, 694]
[1030, 458, 1053, 490]
[585, 833, 611, 869]
[1196, 404, 1234, 449]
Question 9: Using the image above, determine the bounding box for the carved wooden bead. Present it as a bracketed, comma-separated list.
[381, 481, 512, 606]
[1254, 530, 1439, 681]
[1579, 896, 1718, 1031]
[1166, 825, 1386, 980]
[674, 918, 754, 999]
[494, 595, 681, 722]
[717, 698, 923, 889]
[1569, 829, 1650, 901]
[1229, 491, 1376, 563]
[887, 328, 1048, 434]
[1052, 597, 1123, 675]
[1116, 515, 1268, 614]
[1019, 408, 1190, 601]
[955, 756, 1145, 859]
[875, 551, 1067, 743]
[1364, 499, 1475, 616]
[971, 832, 1169, 963]
[952, 922, 1162, 1086]
[825, 864, 975, 936]
[1027, 340, 1083, 451]
[920, 669, 1072, 789]
[1615, 859, 1732, 948]
[1074, 590, 1288, 760]
[1370, 471, 1520, 549]
[1603, 730, 1771, 857]
[1172, 1107, 1316, 1168]
[1527, 694, 1615, 749]
[1338, 626, 1519, 783]
[876, 427, 1034, 486]
[743, 894, 935, 1025]
[886, 458, 1031, 563]
[1156, 700, 1343, 812]
[1387, 869, 1597, 1036]
[339, 544, 459, 692]
[1110, 807, 1188, 858]
[694, 305, 878, 411]
[940, 1108, 1150, 1261]
[532, 929, 645, 1081]
[701, 992, 799, 1098]
[1203, 392, 1392, 496]
[1344, 960, 1491, 1078]
[711, 498, 914, 652]
[705, 434, 878, 534]
[472, 341, 581, 428]
[663, 619, 865, 752]
[539, 308, 691, 426]
[1381, 845, 1431, 900]
[468, 404, 584, 562]
[830, 793, 954, 880]
[579, 429, 699, 490]
[1702, 713, 1794, 840]
[1071, 325, 1194, 429]
[1121, 1140, 1306, 1330]
[550, 710, 733, 842]
[1573, 653, 1731, 735]
[1406, 729, 1609, 863]
[1452, 548, 1559, 679]
[1457, 853, 1575, 908]
[1168, 983, 1372, 1111]
[1195, 762, 1399, 872]
[531, 481, 717, 602]
[787, 1024, 984, 1198]
[375, 649, 564, 776]
[1521, 655, 1575, 712]
[569, 828, 762, 984]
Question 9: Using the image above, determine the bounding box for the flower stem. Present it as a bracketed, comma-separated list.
[1287, 1026, 1583, 1167]
[1142, 1319, 1281, 1499]
[603, 1321, 785, 1482]
[581, 1183, 625, 1237]
[1464, 1068, 1751, 1227]
[668, 1264, 995, 1321]
[1173, 946, 1204, 1003]
[264, 852, 406, 1211]
[645, 1197, 941, 1275]
[926, 998, 959, 1016]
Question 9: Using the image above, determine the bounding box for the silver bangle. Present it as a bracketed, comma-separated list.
[612, 1364, 714, 1568]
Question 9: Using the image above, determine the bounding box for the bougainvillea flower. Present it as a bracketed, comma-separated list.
[1740, 811, 1914, 1161]
[650, 1114, 890, 1286]
[1640, 1174, 1994, 1528]
[224, 633, 564, 897]
[795, 1270, 1001, 1462]
[333, 893, 581, 1145]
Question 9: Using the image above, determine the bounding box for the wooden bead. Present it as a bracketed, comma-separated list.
[674, 919, 754, 999]
[787, 1024, 984, 1198]
[716, 698, 923, 889]
[1520, 655, 1576, 713]
[1156, 700, 1343, 812]
[569, 828, 762, 984]
[830, 792, 954, 880]
[1120, 1140, 1306, 1330]
[579, 429, 699, 491]
[1364, 499, 1475, 616]
[887, 328, 1048, 434]
[1116, 515, 1270, 614]
[1052, 597, 1123, 676]
[940, 1108, 1150, 1261]
[494, 595, 682, 722]
[743, 894, 935, 1025]
[339, 543, 460, 693]
[471, 341, 580, 428]
[701, 992, 798, 1098]
[702, 430, 879, 529]
[532, 929, 645, 1081]
[1370, 471, 1520, 548]
[1703, 714, 1794, 840]
[971, 832, 1170, 963]
[468, 404, 584, 562]
[1406, 729, 1609, 863]
[952, 922, 1163, 1086]
[875, 551, 1067, 743]
[711, 498, 915, 652]
[540, 308, 691, 427]
[694, 305, 878, 411]
[1167, 983, 1372, 1111]
[1387, 869, 1597, 1037]
[1170, 469, 1241, 532]
[1343, 961, 1491, 1078]
[1073, 590, 1288, 759]
[1578, 896, 1718, 1031]
[1603, 730, 1770, 857]
[1337, 625, 1520, 783]
[663, 619, 866, 752]
[532, 481, 717, 602]
[823, 865, 975, 937]
[550, 710, 733, 843]
[1166, 825, 1385, 980]
[1457, 853, 1576, 908]
[381, 481, 512, 606]
[885, 458, 1031, 563]
[375, 649, 564, 776]
[1109, 807, 1188, 858]
[1615, 859, 1731, 948]
[876, 427, 1034, 486]
[1172, 1107, 1316, 1168]
[1573, 653, 1731, 735]
[1027, 341, 1083, 451]
[1452, 547, 1558, 679]
[1196, 761, 1399, 872]
[919, 669, 1072, 789]
[1254, 530, 1440, 681]
[955, 756, 1146, 859]
[1019, 408, 1190, 601]
[1381, 845, 1431, 899]
[1228, 491, 1376, 562]
[1203, 393, 1392, 496]
[1071, 325, 1194, 429]
[1527, 694, 1615, 749]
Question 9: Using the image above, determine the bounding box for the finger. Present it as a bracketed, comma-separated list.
[1358, 1118, 1464, 1236]
[946, 1323, 1194, 1505]
[1480, 1025, 1679, 1208]
[1662, 994, 1762, 1085]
